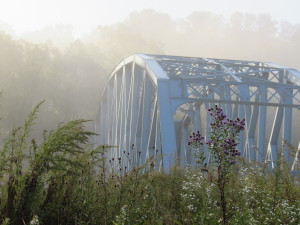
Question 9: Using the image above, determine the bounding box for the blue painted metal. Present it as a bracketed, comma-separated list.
[96, 54, 300, 171]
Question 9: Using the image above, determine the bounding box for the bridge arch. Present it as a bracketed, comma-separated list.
[96, 54, 300, 171]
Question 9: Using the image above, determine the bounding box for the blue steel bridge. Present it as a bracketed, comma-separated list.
[96, 54, 300, 171]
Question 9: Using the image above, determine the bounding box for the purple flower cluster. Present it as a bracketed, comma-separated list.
[208, 106, 227, 128]
[206, 139, 213, 146]
[220, 138, 241, 157]
[209, 106, 226, 120]
[227, 118, 245, 132]
[208, 106, 245, 132]
[189, 105, 244, 165]
[188, 131, 204, 146]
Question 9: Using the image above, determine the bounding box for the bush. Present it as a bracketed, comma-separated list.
[0, 104, 299, 225]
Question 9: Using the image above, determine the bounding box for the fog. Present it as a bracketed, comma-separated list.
[0, 9, 300, 140]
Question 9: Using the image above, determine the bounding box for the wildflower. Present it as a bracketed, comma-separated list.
[188, 131, 204, 146]
[30, 215, 39, 225]
[230, 160, 236, 165]
[189, 105, 243, 172]
[206, 140, 213, 145]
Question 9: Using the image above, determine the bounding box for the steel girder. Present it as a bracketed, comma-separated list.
[96, 54, 300, 171]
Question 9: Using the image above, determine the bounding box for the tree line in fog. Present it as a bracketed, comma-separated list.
[0, 9, 300, 139]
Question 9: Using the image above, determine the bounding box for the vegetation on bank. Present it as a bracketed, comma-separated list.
[0, 103, 299, 225]
[1, 11, 300, 224]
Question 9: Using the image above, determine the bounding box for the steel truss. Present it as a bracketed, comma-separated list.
[96, 54, 300, 171]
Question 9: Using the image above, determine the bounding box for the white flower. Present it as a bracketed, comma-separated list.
[30, 215, 39, 225]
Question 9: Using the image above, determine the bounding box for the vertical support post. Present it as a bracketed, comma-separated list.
[157, 79, 177, 172]
[146, 100, 158, 159]
[118, 67, 126, 155]
[238, 84, 250, 156]
[194, 103, 202, 133]
[248, 103, 259, 161]
[125, 64, 134, 152]
[127, 66, 144, 169]
[242, 103, 252, 161]
[123, 64, 133, 152]
[257, 86, 267, 162]
[282, 70, 292, 164]
[237, 104, 245, 155]
[204, 102, 212, 165]
[283, 89, 293, 164]
[140, 76, 155, 165]
[224, 85, 232, 118]
[267, 107, 284, 168]
[135, 71, 146, 168]
[154, 113, 163, 171]
[186, 111, 195, 165]
[181, 121, 189, 166]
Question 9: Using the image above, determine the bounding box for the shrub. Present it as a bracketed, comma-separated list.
[0, 103, 299, 224]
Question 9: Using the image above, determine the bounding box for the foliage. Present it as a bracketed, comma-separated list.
[1, 12, 300, 223]
[188, 105, 245, 224]
[2, 11, 300, 138]
[0, 104, 299, 224]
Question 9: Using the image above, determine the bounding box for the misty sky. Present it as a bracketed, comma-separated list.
[1, 0, 300, 37]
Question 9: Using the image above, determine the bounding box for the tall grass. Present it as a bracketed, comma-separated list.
[0, 103, 299, 224]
